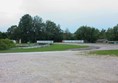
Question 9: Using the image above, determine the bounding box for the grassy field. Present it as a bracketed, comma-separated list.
[0, 44, 88, 53]
[90, 50, 118, 56]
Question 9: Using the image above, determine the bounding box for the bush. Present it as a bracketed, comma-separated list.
[0, 39, 15, 50]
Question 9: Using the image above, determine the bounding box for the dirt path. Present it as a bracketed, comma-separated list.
[0, 49, 118, 83]
[69, 43, 118, 51]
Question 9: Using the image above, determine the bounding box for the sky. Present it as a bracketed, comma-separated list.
[0, 0, 118, 33]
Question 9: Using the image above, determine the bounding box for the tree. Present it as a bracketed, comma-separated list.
[53, 24, 63, 42]
[112, 24, 118, 41]
[0, 32, 7, 39]
[6, 14, 64, 43]
[7, 25, 17, 39]
[44, 20, 63, 42]
[18, 14, 33, 43]
[106, 28, 113, 41]
[32, 16, 44, 41]
[63, 28, 75, 40]
[99, 29, 106, 39]
[90, 28, 99, 42]
[75, 26, 99, 43]
[7, 25, 22, 43]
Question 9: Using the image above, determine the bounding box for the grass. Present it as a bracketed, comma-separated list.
[90, 50, 118, 56]
[0, 44, 88, 53]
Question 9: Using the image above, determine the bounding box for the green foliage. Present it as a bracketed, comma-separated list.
[0, 39, 15, 50]
[0, 32, 7, 39]
[32, 16, 44, 41]
[99, 29, 106, 39]
[63, 29, 76, 40]
[106, 28, 114, 40]
[7, 14, 63, 43]
[44, 21, 63, 42]
[6, 14, 118, 43]
[112, 24, 118, 41]
[0, 41, 7, 50]
[7, 25, 19, 40]
[75, 26, 99, 43]
[18, 14, 33, 43]
[106, 24, 118, 41]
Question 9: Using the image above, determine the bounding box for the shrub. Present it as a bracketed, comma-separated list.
[0, 39, 15, 50]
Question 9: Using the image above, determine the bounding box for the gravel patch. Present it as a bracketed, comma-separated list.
[69, 43, 118, 51]
[0, 48, 118, 83]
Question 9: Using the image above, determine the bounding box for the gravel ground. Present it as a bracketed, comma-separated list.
[0, 44, 118, 83]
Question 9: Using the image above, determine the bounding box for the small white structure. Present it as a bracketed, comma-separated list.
[19, 39, 21, 44]
[12, 40, 16, 43]
[37, 40, 54, 44]
[62, 40, 84, 43]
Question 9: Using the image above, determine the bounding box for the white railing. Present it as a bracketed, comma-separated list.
[37, 40, 54, 44]
[62, 40, 84, 43]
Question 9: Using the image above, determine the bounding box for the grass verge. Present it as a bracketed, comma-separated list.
[0, 44, 88, 53]
[90, 50, 118, 56]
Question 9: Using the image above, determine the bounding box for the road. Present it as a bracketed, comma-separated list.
[0, 44, 118, 83]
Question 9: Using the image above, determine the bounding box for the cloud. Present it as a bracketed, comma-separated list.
[0, 0, 118, 32]
[0, 0, 23, 31]
[21, 0, 118, 14]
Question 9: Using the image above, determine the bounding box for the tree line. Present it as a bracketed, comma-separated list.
[0, 14, 118, 43]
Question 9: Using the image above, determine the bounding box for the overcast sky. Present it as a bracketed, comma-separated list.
[0, 0, 118, 32]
